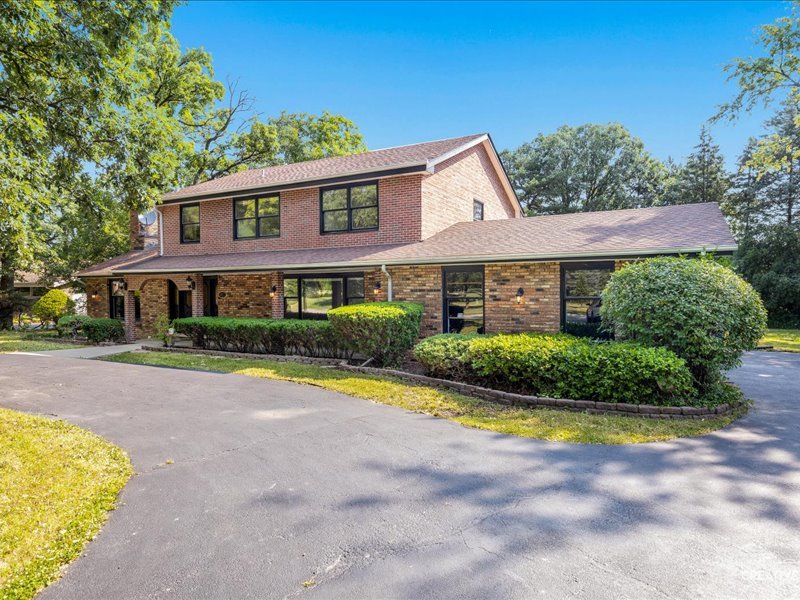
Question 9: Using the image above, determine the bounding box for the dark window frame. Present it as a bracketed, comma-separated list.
[180, 203, 201, 244]
[442, 265, 485, 334]
[107, 279, 139, 321]
[283, 272, 366, 319]
[232, 194, 281, 240]
[473, 199, 484, 221]
[560, 261, 615, 334]
[319, 181, 379, 234]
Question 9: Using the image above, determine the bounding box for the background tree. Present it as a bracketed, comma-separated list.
[663, 127, 730, 205]
[500, 123, 667, 214]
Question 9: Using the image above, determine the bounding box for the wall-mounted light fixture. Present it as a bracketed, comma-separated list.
[121, 281, 128, 291]
[515, 287, 525, 304]
[186, 276, 195, 290]
[90, 292, 99, 300]
[373, 281, 382, 295]
[269, 285, 277, 299]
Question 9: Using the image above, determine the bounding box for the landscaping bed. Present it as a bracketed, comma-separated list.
[0, 408, 131, 599]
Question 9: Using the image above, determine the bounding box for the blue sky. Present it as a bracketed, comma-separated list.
[172, 1, 789, 167]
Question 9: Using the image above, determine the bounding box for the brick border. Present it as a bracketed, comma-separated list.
[146, 346, 741, 420]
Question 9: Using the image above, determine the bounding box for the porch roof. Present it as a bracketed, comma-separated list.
[109, 203, 736, 275]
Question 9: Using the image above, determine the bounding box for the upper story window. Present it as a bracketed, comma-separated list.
[234, 194, 280, 239]
[473, 199, 484, 221]
[320, 182, 378, 233]
[180, 204, 200, 243]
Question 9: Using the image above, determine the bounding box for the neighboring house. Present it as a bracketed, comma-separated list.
[76, 133, 737, 341]
[14, 272, 86, 316]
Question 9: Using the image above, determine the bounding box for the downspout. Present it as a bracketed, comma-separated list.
[380, 264, 393, 302]
[154, 205, 164, 256]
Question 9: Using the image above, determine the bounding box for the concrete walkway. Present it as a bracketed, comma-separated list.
[12, 342, 145, 359]
[1, 351, 798, 599]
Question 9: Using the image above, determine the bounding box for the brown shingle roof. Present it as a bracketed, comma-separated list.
[112, 203, 735, 274]
[76, 247, 160, 277]
[161, 134, 487, 202]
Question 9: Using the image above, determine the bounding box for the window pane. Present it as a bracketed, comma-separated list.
[182, 223, 200, 242]
[284, 298, 299, 319]
[323, 210, 348, 231]
[259, 216, 280, 237]
[346, 277, 364, 300]
[302, 278, 344, 318]
[284, 278, 299, 298]
[235, 199, 256, 219]
[351, 185, 377, 208]
[446, 283, 483, 299]
[564, 268, 612, 298]
[351, 207, 378, 229]
[458, 320, 484, 334]
[258, 196, 279, 216]
[182, 205, 199, 223]
[446, 270, 482, 285]
[322, 188, 347, 210]
[236, 218, 256, 239]
[564, 299, 603, 324]
[473, 200, 484, 221]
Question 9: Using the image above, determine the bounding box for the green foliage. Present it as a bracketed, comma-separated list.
[327, 302, 424, 367]
[663, 126, 730, 205]
[82, 318, 125, 344]
[736, 225, 800, 326]
[171, 317, 346, 358]
[500, 123, 667, 214]
[601, 257, 768, 388]
[31, 290, 74, 325]
[413, 333, 695, 406]
[56, 314, 90, 338]
[154, 314, 173, 346]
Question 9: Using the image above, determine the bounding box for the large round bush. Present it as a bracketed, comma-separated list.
[32, 289, 75, 325]
[600, 257, 767, 387]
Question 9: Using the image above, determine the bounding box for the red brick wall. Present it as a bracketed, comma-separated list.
[216, 274, 273, 318]
[160, 175, 424, 256]
[85, 278, 108, 318]
[421, 143, 518, 239]
[484, 262, 561, 333]
[379, 265, 443, 336]
[135, 279, 169, 337]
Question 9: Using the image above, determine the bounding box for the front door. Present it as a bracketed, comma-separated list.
[168, 281, 193, 320]
[204, 277, 218, 317]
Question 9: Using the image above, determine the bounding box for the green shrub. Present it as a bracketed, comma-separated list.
[600, 257, 768, 388]
[154, 314, 172, 345]
[82, 318, 125, 343]
[413, 332, 696, 406]
[32, 289, 75, 325]
[328, 302, 423, 367]
[56, 314, 90, 338]
[412, 333, 481, 379]
[171, 317, 346, 358]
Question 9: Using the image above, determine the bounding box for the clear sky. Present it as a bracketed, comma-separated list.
[171, 0, 789, 167]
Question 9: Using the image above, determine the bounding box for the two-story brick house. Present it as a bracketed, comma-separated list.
[77, 133, 737, 341]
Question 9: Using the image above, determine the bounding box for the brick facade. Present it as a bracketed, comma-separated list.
[85, 278, 108, 318]
[485, 262, 561, 333]
[216, 274, 274, 318]
[135, 279, 168, 337]
[421, 144, 518, 239]
[382, 265, 443, 336]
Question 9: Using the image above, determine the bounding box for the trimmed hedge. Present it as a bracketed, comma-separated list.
[327, 302, 424, 367]
[171, 317, 346, 358]
[56, 314, 90, 338]
[413, 333, 696, 406]
[82, 318, 125, 344]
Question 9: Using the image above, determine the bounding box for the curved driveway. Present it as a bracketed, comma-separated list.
[1, 351, 799, 599]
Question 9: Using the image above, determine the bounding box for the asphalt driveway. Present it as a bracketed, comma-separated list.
[1, 350, 799, 599]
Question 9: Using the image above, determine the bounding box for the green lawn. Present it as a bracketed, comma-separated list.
[0, 408, 132, 599]
[102, 351, 742, 445]
[0, 330, 80, 353]
[760, 329, 800, 352]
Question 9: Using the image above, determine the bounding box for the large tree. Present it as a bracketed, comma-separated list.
[663, 126, 730, 205]
[500, 123, 667, 215]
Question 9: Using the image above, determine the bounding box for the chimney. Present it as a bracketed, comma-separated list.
[130, 210, 144, 251]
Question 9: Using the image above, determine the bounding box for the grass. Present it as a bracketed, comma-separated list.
[102, 351, 742, 445]
[0, 408, 132, 600]
[0, 330, 80, 353]
[760, 328, 800, 353]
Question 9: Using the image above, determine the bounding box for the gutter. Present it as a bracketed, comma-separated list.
[381, 264, 393, 301]
[154, 205, 164, 256]
[111, 244, 738, 276]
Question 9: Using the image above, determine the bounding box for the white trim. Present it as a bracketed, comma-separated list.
[154, 205, 164, 256]
[112, 245, 738, 275]
[425, 134, 488, 169]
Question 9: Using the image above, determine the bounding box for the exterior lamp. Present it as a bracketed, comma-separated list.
[515, 287, 525, 304]
[373, 281, 382, 295]
[186, 276, 195, 290]
[270, 285, 277, 298]
[121, 281, 128, 291]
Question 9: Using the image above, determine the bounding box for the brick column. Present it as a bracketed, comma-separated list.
[270, 272, 284, 319]
[123, 288, 136, 342]
[191, 274, 205, 317]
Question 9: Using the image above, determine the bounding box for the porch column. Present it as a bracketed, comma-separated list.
[271, 272, 284, 319]
[191, 274, 204, 317]
[123, 288, 136, 342]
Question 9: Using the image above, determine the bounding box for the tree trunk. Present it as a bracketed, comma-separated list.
[0, 248, 16, 330]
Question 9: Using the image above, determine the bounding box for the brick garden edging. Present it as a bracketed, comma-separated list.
[146, 346, 739, 420]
